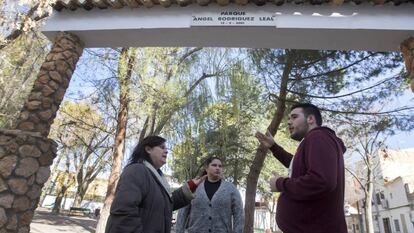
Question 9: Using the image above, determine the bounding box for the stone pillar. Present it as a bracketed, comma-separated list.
[16, 32, 84, 136]
[400, 37, 414, 92]
[0, 129, 57, 233]
[0, 32, 84, 233]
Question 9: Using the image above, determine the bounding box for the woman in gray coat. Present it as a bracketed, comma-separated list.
[105, 136, 205, 233]
[176, 157, 244, 233]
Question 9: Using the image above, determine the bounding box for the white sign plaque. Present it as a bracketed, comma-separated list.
[191, 9, 275, 26]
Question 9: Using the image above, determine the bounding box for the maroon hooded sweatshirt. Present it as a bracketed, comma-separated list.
[270, 127, 347, 233]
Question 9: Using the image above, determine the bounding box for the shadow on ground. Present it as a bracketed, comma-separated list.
[31, 208, 97, 233]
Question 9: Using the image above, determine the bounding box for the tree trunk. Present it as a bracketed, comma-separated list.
[72, 184, 87, 207]
[72, 136, 110, 208]
[400, 37, 414, 92]
[363, 199, 374, 233]
[95, 48, 136, 233]
[243, 50, 295, 233]
[364, 156, 375, 233]
[52, 185, 67, 214]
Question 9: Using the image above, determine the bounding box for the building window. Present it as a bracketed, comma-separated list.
[375, 193, 381, 205]
[394, 219, 400, 232]
[404, 183, 410, 194]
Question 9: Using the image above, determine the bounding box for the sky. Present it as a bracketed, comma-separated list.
[382, 89, 414, 150]
[386, 130, 414, 150]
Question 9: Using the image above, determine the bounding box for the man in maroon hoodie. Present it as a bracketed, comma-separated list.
[256, 103, 347, 233]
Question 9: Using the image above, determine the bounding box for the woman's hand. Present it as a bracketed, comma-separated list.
[191, 174, 207, 186]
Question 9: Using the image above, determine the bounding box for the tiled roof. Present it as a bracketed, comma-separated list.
[53, 0, 413, 10]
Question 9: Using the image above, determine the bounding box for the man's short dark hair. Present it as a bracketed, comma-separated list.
[291, 103, 322, 126]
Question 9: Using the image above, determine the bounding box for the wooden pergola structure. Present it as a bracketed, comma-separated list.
[0, 0, 413, 232]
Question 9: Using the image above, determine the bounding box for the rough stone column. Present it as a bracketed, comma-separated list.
[0, 32, 84, 233]
[0, 129, 57, 233]
[400, 37, 414, 92]
[16, 32, 84, 136]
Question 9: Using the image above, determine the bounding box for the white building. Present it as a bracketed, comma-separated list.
[372, 176, 414, 233]
[352, 148, 414, 233]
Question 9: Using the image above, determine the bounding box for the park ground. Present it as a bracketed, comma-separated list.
[30, 207, 178, 233]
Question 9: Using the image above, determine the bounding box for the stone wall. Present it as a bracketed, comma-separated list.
[0, 129, 57, 233]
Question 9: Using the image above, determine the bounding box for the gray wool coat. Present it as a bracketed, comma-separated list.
[105, 161, 194, 233]
[176, 180, 244, 233]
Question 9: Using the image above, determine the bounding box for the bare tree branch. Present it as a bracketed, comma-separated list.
[290, 52, 378, 81]
[287, 75, 400, 99]
[1, 2, 51, 50]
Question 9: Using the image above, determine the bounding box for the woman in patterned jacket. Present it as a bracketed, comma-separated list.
[105, 136, 205, 233]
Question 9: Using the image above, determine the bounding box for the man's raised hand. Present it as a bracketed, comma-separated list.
[255, 130, 275, 149]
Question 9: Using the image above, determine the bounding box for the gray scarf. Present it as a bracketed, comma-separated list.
[143, 160, 172, 198]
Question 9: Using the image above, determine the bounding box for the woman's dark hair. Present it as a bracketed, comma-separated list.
[203, 156, 222, 167]
[129, 135, 166, 165]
